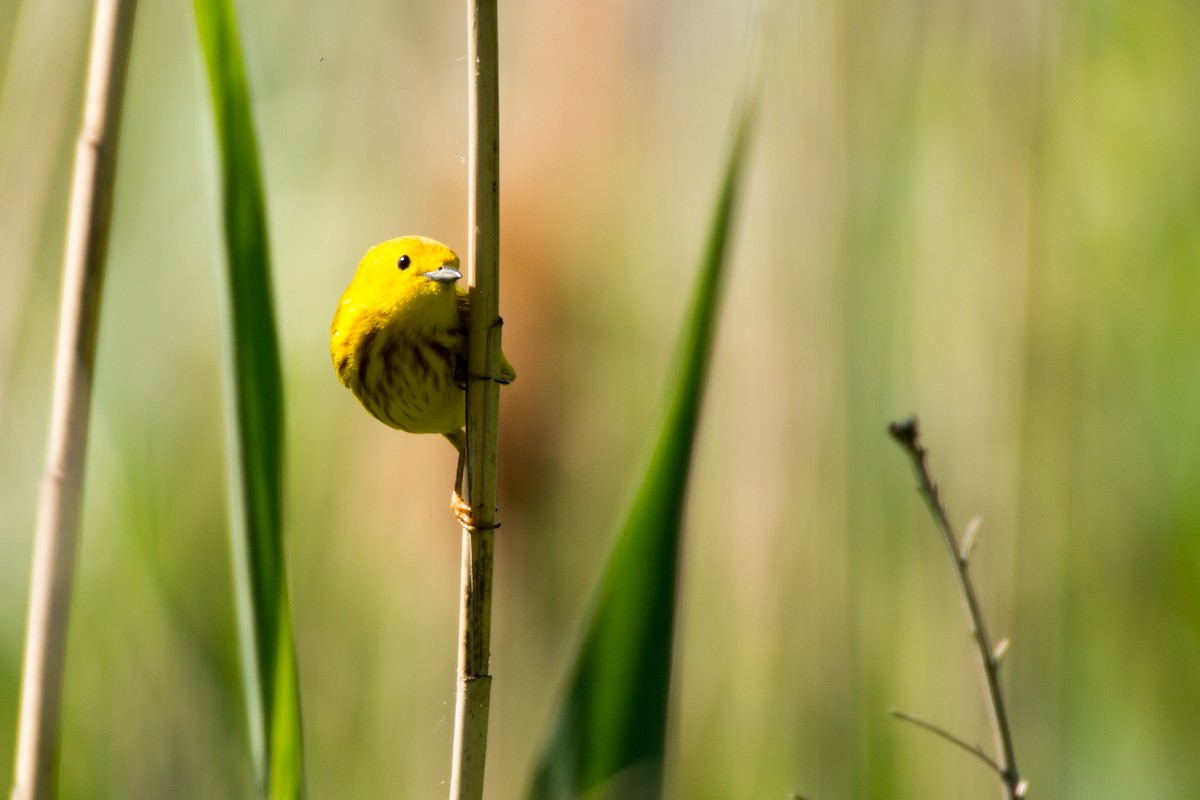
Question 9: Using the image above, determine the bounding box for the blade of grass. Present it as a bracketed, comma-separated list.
[192, 1, 304, 797]
[11, 1, 138, 797]
[527, 85, 757, 800]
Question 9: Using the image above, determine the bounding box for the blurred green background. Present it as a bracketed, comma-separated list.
[2, 0, 1199, 797]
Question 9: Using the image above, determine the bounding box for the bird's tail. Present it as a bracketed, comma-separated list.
[443, 429, 467, 452]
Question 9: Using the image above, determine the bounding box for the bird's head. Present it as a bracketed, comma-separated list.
[355, 235, 463, 310]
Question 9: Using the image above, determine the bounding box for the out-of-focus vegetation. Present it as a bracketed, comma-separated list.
[1, 1, 1198, 798]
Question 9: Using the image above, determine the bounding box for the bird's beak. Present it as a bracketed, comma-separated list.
[423, 266, 462, 284]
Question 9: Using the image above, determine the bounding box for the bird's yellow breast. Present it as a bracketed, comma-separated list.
[330, 236, 468, 434]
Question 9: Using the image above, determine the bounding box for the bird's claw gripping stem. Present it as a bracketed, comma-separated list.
[451, 446, 500, 532]
[451, 490, 500, 533]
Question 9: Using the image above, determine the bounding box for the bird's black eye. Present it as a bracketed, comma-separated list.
[397, 254, 411, 270]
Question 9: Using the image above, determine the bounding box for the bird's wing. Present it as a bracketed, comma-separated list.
[452, 286, 515, 385]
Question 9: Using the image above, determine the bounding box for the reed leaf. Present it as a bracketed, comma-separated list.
[528, 88, 756, 800]
[192, 0, 304, 796]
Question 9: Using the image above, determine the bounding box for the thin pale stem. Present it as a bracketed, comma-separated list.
[449, 0, 501, 797]
[11, 1, 138, 799]
[888, 416, 1025, 800]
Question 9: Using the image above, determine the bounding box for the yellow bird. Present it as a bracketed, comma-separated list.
[330, 235, 515, 526]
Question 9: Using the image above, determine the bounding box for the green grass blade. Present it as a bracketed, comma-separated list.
[192, 0, 304, 797]
[528, 91, 756, 800]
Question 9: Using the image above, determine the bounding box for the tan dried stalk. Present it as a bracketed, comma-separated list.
[449, 0, 502, 797]
[11, 1, 139, 798]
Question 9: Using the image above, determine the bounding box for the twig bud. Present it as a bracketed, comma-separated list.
[961, 516, 983, 560]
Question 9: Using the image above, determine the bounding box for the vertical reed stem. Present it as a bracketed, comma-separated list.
[11, 1, 138, 798]
[450, 0, 501, 797]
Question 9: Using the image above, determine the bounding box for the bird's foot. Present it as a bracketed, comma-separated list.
[451, 490, 501, 533]
[468, 373, 513, 385]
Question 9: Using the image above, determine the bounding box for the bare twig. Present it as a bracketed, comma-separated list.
[888, 708, 1004, 776]
[887, 416, 1026, 800]
[449, 0, 501, 797]
[11, 2, 138, 799]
